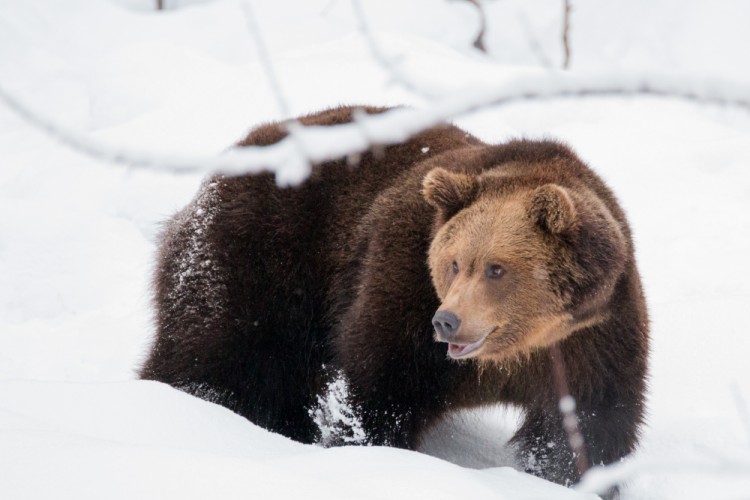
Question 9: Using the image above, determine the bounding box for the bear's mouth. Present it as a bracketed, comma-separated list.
[446, 328, 495, 359]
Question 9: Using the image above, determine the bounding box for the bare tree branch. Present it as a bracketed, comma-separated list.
[465, 0, 487, 53]
[518, 11, 553, 68]
[239, 0, 313, 182]
[240, 0, 292, 120]
[549, 344, 590, 477]
[562, 0, 572, 69]
[351, 0, 437, 100]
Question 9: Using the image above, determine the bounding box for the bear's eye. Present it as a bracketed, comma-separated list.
[452, 261, 459, 274]
[486, 264, 505, 279]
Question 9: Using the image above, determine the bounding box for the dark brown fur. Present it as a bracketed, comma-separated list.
[140, 106, 648, 489]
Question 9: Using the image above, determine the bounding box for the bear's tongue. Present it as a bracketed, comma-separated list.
[445, 333, 491, 359]
[448, 343, 469, 356]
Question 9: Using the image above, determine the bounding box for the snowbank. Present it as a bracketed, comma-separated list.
[0, 380, 594, 500]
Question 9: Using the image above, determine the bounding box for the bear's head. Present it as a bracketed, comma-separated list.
[422, 166, 628, 362]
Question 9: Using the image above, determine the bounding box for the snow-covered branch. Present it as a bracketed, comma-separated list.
[576, 448, 750, 496]
[2, 71, 750, 185]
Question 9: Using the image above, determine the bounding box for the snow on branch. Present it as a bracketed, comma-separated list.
[576, 447, 750, 496]
[1, 71, 750, 185]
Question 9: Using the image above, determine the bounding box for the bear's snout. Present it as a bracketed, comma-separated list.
[432, 310, 461, 341]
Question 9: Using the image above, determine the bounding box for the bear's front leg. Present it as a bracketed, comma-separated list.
[345, 373, 436, 449]
[328, 180, 462, 449]
[512, 398, 637, 499]
[512, 406, 579, 486]
[335, 287, 454, 449]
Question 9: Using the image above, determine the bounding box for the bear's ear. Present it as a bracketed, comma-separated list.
[530, 184, 578, 234]
[422, 168, 478, 218]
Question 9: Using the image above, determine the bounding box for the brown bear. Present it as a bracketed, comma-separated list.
[140, 105, 648, 491]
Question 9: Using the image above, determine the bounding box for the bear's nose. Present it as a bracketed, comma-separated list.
[432, 310, 461, 341]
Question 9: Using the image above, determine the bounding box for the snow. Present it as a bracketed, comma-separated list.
[310, 371, 367, 446]
[1, 380, 594, 500]
[1, 0, 750, 498]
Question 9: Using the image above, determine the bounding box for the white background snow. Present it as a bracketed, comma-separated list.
[1, 0, 750, 498]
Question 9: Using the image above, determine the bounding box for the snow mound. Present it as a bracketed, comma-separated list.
[0, 380, 595, 500]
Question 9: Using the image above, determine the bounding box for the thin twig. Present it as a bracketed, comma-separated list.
[562, 0, 571, 69]
[239, 0, 311, 182]
[465, 0, 487, 53]
[351, 0, 436, 99]
[549, 343, 589, 477]
[240, 0, 292, 119]
[518, 11, 553, 68]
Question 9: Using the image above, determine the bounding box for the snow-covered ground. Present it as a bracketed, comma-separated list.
[1, 0, 749, 498]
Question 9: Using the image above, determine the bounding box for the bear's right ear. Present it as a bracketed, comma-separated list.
[530, 184, 578, 234]
[422, 168, 478, 218]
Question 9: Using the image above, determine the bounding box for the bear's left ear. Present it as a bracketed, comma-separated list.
[530, 184, 578, 234]
[422, 168, 478, 218]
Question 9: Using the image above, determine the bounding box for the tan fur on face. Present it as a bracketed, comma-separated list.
[428, 187, 582, 362]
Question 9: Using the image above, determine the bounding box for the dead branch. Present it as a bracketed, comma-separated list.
[562, 0, 571, 69]
[549, 343, 590, 477]
[465, 0, 487, 53]
[240, 1, 292, 119]
[351, 0, 436, 99]
[518, 11, 553, 68]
